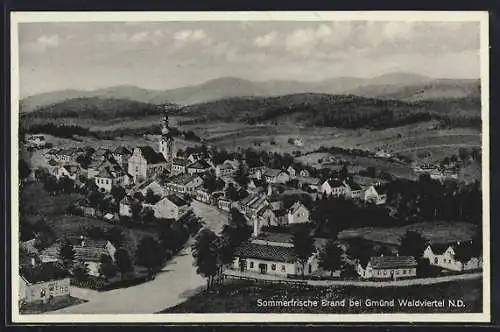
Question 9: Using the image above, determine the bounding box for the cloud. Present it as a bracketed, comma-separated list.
[284, 23, 351, 56]
[96, 32, 128, 43]
[173, 29, 211, 48]
[254, 31, 277, 48]
[129, 29, 165, 44]
[22, 34, 60, 53]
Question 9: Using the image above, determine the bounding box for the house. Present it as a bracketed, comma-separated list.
[345, 178, 363, 198]
[293, 137, 304, 147]
[257, 206, 278, 228]
[320, 178, 349, 197]
[75, 200, 97, 217]
[357, 256, 418, 279]
[249, 166, 267, 180]
[364, 185, 387, 205]
[127, 146, 167, 183]
[287, 201, 310, 224]
[19, 262, 71, 304]
[264, 169, 290, 184]
[143, 194, 191, 220]
[119, 196, 136, 217]
[53, 165, 80, 181]
[287, 166, 297, 178]
[186, 159, 212, 175]
[215, 160, 239, 178]
[134, 179, 165, 197]
[45, 148, 76, 164]
[217, 196, 233, 211]
[26, 135, 48, 148]
[376, 150, 392, 158]
[423, 241, 482, 272]
[171, 158, 189, 175]
[238, 194, 269, 217]
[232, 237, 318, 277]
[165, 173, 203, 195]
[195, 188, 212, 204]
[187, 152, 203, 163]
[299, 169, 310, 178]
[247, 179, 258, 193]
[112, 146, 132, 168]
[40, 237, 117, 277]
[95, 160, 131, 193]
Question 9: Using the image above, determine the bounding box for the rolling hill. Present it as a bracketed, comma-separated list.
[19, 73, 481, 113]
[22, 91, 480, 132]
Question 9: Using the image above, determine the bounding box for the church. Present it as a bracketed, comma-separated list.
[127, 110, 176, 183]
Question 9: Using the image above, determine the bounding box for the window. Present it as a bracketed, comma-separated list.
[384, 270, 388, 275]
[281, 265, 286, 272]
[402, 269, 406, 275]
[434, 257, 438, 264]
[271, 264, 276, 271]
[250, 261, 254, 268]
[396, 270, 399, 275]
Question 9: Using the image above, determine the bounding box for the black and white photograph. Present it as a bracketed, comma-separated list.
[11, 11, 490, 323]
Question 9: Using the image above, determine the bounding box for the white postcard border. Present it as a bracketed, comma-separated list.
[10, 10, 491, 323]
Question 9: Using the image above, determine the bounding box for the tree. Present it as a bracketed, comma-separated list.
[145, 189, 160, 204]
[19, 159, 31, 183]
[221, 208, 252, 248]
[135, 236, 166, 278]
[233, 163, 249, 189]
[43, 175, 60, 195]
[346, 237, 374, 268]
[73, 260, 89, 280]
[141, 207, 156, 224]
[111, 185, 126, 203]
[398, 231, 428, 258]
[106, 227, 125, 248]
[225, 183, 240, 201]
[192, 228, 221, 290]
[114, 248, 133, 281]
[88, 190, 105, 208]
[318, 240, 344, 276]
[130, 201, 142, 221]
[59, 176, 75, 194]
[98, 254, 118, 281]
[459, 147, 470, 161]
[203, 171, 224, 193]
[292, 225, 315, 278]
[58, 239, 75, 271]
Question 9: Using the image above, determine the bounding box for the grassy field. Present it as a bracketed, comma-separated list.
[161, 278, 482, 313]
[337, 221, 478, 246]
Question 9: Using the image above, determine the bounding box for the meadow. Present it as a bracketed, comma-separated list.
[337, 221, 478, 246]
[161, 278, 482, 313]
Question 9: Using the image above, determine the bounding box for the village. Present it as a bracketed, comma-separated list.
[18, 111, 483, 314]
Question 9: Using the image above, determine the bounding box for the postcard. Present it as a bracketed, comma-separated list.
[10, 11, 490, 323]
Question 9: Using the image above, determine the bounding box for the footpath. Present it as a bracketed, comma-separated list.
[223, 270, 483, 288]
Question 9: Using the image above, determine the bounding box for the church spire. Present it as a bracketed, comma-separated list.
[162, 113, 169, 135]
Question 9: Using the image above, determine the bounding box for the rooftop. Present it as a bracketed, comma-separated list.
[173, 158, 189, 166]
[168, 173, 202, 186]
[234, 242, 296, 263]
[137, 146, 166, 164]
[368, 256, 417, 269]
[166, 194, 189, 207]
[20, 262, 70, 284]
[188, 159, 212, 170]
[113, 146, 132, 155]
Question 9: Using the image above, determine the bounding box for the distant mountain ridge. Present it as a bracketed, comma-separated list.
[20, 73, 480, 113]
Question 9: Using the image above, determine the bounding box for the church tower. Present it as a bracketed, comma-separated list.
[159, 109, 175, 171]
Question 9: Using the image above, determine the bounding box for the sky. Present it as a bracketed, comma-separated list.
[17, 20, 481, 97]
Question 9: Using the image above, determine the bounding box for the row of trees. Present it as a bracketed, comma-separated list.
[386, 175, 482, 226]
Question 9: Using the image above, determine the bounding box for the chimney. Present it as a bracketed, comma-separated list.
[267, 184, 272, 197]
[31, 257, 36, 267]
